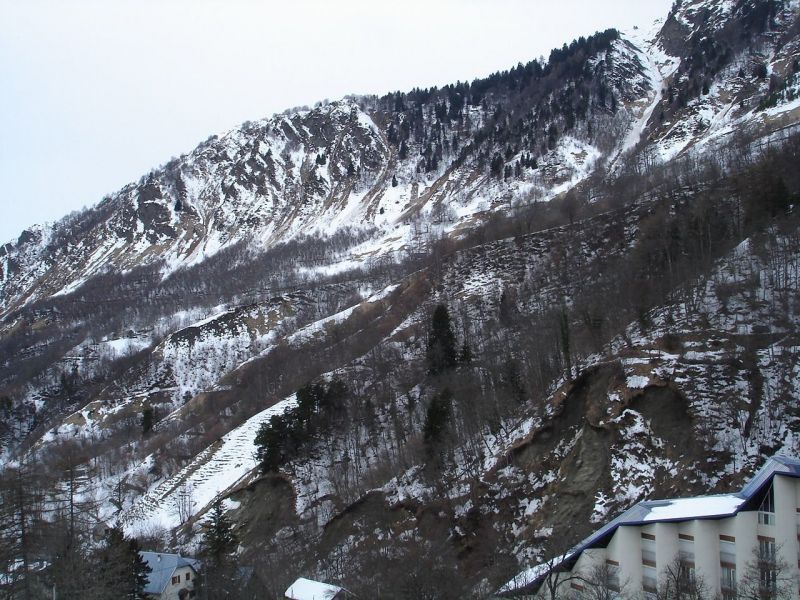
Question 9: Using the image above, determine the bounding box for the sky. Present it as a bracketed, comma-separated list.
[0, 0, 672, 244]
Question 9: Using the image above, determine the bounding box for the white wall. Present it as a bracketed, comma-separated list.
[774, 475, 799, 580]
[162, 566, 196, 600]
[610, 525, 642, 592]
[693, 518, 720, 594]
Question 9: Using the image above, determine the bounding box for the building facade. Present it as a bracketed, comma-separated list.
[501, 456, 800, 599]
[140, 551, 200, 600]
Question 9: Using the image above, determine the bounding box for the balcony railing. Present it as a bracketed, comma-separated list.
[759, 511, 775, 525]
[720, 578, 737, 591]
[643, 578, 657, 593]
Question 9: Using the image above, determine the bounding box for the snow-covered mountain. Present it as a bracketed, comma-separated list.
[4, 0, 796, 319]
[2, 0, 800, 597]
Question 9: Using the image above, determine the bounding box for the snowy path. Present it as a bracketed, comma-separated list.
[118, 397, 296, 536]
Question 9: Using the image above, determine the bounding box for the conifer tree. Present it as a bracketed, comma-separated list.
[490, 153, 504, 178]
[458, 341, 473, 364]
[94, 527, 151, 600]
[399, 140, 409, 160]
[426, 304, 458, 375]
[255, 414, 289, 472]
[423, 388, 452, 445]
[141, 407, 153, 436]
[202, 498, 237, 564]
[559, 307, 572, 380]
[202, 498, 238, 600]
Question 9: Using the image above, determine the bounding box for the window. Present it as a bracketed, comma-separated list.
[643, 565, 658, 593]
[679, 535, 695, 564]
[642, 532, 656, 567]
[721, 563, 737, 596]
[606, 560, 620, 592]
[720, 535, 737, 597]
[759, 536, 776, 562]
[758, 536, 778, 592]
[172, 575, 180, 585]
[186, 572, 191, 581]
[720, 536, 736, 566]
[721, 588, 738, 600]
[760, 566, 777, 590]
[759, 484, 776, 525]
[679, 562, 696, 585]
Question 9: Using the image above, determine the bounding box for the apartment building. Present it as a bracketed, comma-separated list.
[499, 455, 800, 599]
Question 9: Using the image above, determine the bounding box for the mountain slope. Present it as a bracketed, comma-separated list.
[1, 1, 800, 598]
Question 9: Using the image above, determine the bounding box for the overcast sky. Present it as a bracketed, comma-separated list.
[0, 0, 672, 243]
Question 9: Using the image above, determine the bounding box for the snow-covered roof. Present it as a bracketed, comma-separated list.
[285, 577, 343, 600]
[140, 551, 200, 595]
[640, 494, 744, 521]
[499, 455, 800, 595]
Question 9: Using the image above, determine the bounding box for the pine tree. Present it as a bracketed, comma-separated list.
[319, 378, 347, 415]
[255, 414, 289, 472]
[423, 388, 452, 445]
[141, 407, 153, 436]
[202, 499, 238, 600]
[426, 304, 458, 375]
[490, 153, 504, 178]
[94, 527, 151, 600]
[458, 341, 473, 364]
[202, 498, 237, 563]
[559, 307, 572, 380]
[399, 140, 408, 160]
[295, 382, 323, 435]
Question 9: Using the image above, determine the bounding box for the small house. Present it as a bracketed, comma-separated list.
[285, 577, 348, 600]
[140, 551, 200, 600]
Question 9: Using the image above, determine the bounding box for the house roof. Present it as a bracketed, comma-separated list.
[499, 455, 800, 596]
[285, 577, 343, 600]
[140, 551, 201, 595]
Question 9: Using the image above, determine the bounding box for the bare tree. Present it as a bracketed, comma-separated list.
[171, 482, 195, 525]
[575, 563, 629, 600]
[736, 540, 795, 600]
[655, 555, 708, 600]
[525, 533, 585, 600]
[537, 552, 583, 600]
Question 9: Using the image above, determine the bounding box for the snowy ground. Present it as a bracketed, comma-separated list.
[118, 396, 297, 537]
